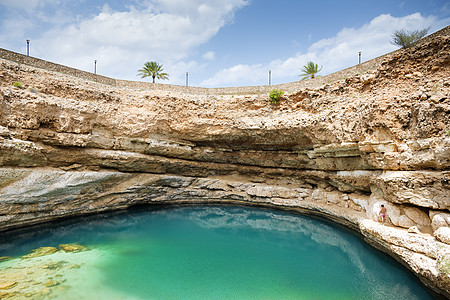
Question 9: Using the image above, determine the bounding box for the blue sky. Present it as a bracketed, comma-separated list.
[0, 0, 449, 87]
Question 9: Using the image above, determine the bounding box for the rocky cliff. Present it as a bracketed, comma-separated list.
[1, 31, 450, 296]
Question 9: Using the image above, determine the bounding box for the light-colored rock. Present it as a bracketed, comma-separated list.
[45, 281, 59, 287]
[21, 247, 58, 259]
[404, 207, 431, 229]
[361, 73, 375, 84]
[324, 191, 341, 204]
[399, 215, 415, 228]
[59, 244, 88, 253]
[0, 281, 17, 290]
[311, 189, 324, 201]
[408, 226, 421, 234]
[348, 193, 369, 211]
[431, 212, 450, 231]
[435, 227, 450, 245]
[0, 126, 9, 137]
[367, 197, 400, 225]
[374, 171, 449, 210]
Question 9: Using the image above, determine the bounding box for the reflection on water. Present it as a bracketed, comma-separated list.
[0, 205, 438, 299]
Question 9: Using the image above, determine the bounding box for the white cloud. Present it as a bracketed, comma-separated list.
[201, 13, 442, 87]
[25, 0, 248, 84]
[201, 64, 266, 87]
[202, 51, 215, 60]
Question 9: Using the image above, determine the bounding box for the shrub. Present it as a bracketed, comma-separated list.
[391, 27, 429, 48]
[269, 89, 284, 104]
[13, 81, 23, 88]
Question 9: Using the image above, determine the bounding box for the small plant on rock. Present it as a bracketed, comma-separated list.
[13, 81, 23, 88]
[269, 89, 284, 104]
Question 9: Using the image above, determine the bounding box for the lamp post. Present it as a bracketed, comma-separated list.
[358, 51, 361, 64]
[268, 70, 272, 85]
[26, 39, 30, 56]
[94, 60, 97, 74]
[186, 72, 189, 87]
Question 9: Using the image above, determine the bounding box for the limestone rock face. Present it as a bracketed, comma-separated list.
[0, 29, 449, 297]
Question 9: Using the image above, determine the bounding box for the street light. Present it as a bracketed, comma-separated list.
[26, 39, 30, 56]
[94, 60, 97, 74]
[186, 72, 189, 87]
[268, 70, 272, 85]
[358, 51, 361, 64]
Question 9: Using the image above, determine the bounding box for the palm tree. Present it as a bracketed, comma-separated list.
[137, 61, 169, 83]
[299, 61, 322, 80]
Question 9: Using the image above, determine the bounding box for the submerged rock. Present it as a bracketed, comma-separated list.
[59, 244, 89, 253]
[42, 261, 68, 270]
[45, 281, 59, 287]
[21, 247, 58, 259]
[0, 256, 11, 263]
[0, 281, 17, 289]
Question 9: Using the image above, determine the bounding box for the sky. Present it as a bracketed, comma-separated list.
[0, 0, 449, 87]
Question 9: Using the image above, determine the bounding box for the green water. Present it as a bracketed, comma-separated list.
[0, 205, 438, 299]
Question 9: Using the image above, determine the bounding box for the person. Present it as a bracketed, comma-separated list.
[379, 204, 387, 225]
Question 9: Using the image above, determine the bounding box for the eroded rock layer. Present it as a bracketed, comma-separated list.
[0, 32, 449, 296]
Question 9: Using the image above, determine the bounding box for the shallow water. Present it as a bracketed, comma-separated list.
[0, 205, 438, 299]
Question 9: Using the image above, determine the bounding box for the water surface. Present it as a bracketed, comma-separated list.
[0, 205, 438, 299]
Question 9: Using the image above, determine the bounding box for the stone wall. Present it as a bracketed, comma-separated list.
[0, 48, 116, 86]
[1, 25, 448, 95]
[0, 45, 391, 95]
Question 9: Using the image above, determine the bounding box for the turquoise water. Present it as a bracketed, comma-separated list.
[0, 205, 438, 299]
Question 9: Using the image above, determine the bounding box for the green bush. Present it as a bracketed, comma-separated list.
[391, 27, 429, 48]
[269, 89, 284, 104]
[13, 81, 23, 88]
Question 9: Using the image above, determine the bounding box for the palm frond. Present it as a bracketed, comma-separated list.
[299, 61, 322, 79]
[137, 61, 169, 82]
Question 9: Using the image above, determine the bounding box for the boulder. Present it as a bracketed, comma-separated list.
[408, 226, 421, 234]
[348, 193, 369, 211]
[368, 199, 400, 225]
[431, 212, 450, 232]
[434, 227, 450, 245]
[398, 215, 415, 228]
[404, 207, 431, 228]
